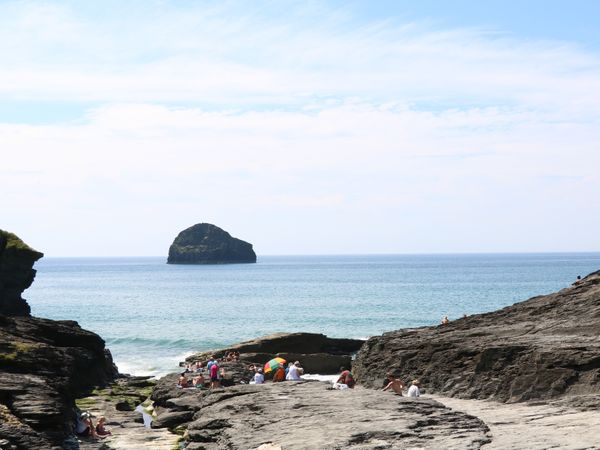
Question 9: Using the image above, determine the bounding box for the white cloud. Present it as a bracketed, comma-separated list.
[0, 1, 599, 255]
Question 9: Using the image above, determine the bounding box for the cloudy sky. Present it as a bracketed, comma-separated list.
[1, 0, 599, 256]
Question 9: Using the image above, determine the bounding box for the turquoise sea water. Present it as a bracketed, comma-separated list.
[26, 254, 600, 377]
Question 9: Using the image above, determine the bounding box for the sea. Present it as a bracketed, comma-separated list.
[26, 253, 600, 378]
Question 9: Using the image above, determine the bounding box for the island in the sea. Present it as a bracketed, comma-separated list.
[167, 223, 257, 264]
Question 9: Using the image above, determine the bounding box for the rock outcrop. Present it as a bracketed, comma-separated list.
[185, 332, 365, 374]
[167, 223, 256, 264]
[150, 380, 491, 449]
[0, 230, 118, 449]
[353, 269, 600, 404]
[0, 230, 43, 316]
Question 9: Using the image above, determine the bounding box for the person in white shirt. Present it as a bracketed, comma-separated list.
[254, 369, 265, 384]
[407, 379, 421, 397]
[286, 361, 302, 381]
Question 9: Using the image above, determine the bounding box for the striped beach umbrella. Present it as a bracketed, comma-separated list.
[264, 357, 286, 373]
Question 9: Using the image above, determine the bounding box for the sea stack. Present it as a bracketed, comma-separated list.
[167, 223, 257, 264]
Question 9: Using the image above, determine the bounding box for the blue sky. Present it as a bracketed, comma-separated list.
[1, 1, 599, 256]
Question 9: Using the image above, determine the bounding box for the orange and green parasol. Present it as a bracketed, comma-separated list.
[264, 357, 286, 373]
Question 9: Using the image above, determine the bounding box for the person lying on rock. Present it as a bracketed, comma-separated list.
[95, 417, 112, 436]
[382, 373, 404, 395]
[334, 367, 355, 389]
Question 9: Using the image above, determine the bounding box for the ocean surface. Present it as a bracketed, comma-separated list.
[26, 254, 600, 377]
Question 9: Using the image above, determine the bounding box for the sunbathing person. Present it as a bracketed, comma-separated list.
[178, 372, 189, 388]
[192, 373, 205, 388]
[382, 373, 404, 395]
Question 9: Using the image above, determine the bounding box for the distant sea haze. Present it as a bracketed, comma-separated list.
[27, 253, 600, 377]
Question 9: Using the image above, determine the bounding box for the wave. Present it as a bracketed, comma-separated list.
[106, 336, 224, 349]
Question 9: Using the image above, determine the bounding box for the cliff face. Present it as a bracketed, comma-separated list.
[353, 270, 600, 404]
[0, 230, 118, 449]
[167, 223, 256, 264]
[0, 230, 43, 315]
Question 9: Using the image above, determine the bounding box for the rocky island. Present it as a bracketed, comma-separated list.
[167, 223, 257, 264]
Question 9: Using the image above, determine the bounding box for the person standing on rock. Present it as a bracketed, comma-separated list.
[210, 360, 220, 388]
[382, 373, 404, 395]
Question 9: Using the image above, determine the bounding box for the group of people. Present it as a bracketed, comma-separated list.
[250, 360, 304, 384]
[75, 412, 111, 440]
[382, 373, 421, 397]
[179, 356, 230, 389]
[180, 355, 422, 399]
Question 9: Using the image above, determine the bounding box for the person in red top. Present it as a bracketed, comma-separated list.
[337, 367, 355, 388]
[210, 361, 220, 388]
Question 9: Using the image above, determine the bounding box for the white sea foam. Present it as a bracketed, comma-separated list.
[302, 374, 337, 382]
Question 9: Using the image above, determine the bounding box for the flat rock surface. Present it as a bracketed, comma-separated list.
[76, 390, 178, 450]
[153, 380, 491, 449]
[435, 394, 600, 449]
[354, 270, 600, 404]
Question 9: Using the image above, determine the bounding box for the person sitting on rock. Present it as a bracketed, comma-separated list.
[95, 416, 111, 436]
[335, 367, 355, 389]
[253, 368, 265, 384]
[220, 367, 234, 387]
[192, 373, 205, 388]
[76, 412, 102, 439]
[407, 379, 421, 398]
[272, 365, 286, 382]
[382, 373, 404, 395]
[286, 361, 302, 381]
[441, 316, 450, 325]
[178, 372, 189, 388]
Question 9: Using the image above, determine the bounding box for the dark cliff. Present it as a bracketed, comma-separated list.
[0, 230, 43, 316]
[353, 269, 600, 404]
[167, 223, 256, 264]
[0, 230, 118, 449]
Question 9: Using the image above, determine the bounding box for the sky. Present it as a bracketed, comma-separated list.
[1, 0, 599, 256]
